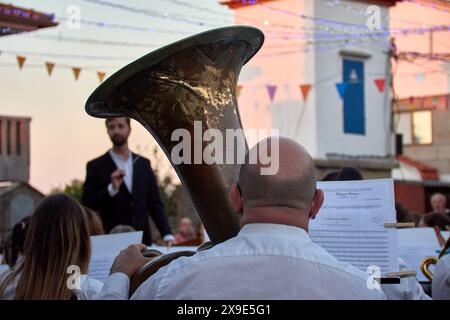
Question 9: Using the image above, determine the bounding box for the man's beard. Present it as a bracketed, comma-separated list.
[111, 135, 127, 147]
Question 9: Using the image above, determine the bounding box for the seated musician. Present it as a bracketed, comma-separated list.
[96, 137, 386, 299]
[174, 217, 196, 244]
[0, 194, 103, 300]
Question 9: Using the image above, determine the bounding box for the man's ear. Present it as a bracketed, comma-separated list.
[309, 189, 324, 220]
[231, 183, 244, 216]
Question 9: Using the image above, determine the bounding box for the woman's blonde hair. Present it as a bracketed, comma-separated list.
[0, 193, 91, 300]
[83, 206, 105, 236]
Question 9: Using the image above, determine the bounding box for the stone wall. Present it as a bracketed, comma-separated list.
[0, 115, 31, 182]
[404, 109, 450, 177]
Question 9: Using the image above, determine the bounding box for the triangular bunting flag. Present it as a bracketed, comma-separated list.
[335, 82, 347, 100]
[16, 55, 26, 70]
[236, 85, 243, 99]
[374, 78, 386, 93]
[97, 71, 106, 83]
[45, 62, 55, 76]
[72, 67, 81, 81]
[299, 84, 311, 101]
[266, 85, 277, 102]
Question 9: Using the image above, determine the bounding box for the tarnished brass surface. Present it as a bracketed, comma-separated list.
[86, 26, 264, 244]
[421, 256, 438, 281]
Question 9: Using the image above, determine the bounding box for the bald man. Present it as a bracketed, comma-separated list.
[98, 137, 386, 300]
[429, 193, 450, 217]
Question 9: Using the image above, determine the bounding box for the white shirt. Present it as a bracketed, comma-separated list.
[381, 258, 431, 300]
[108, 149, 133, 196]
[0, 270, 19, 300]
[98, 223, 386, 300]
[432, 254, 450, 300]
[73, 275, 105, 300]
[0, 255, 24, 299]
[0, 264, 9, 276]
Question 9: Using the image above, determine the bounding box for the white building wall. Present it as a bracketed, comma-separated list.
[235, 0, 392, 159]
[237, 0, 317, 155]
[313, 0, 392, 159]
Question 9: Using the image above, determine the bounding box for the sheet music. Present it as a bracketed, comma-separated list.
[88, 255, 116, 283]
[310, 179, 399, 276]
[88, 231, 143, 282]
[397, 228, 440, 282]
[317, 179, 395, 212]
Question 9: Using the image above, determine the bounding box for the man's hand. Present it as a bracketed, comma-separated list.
[110, 244, 150, 277]
[111, 169, 125, 191]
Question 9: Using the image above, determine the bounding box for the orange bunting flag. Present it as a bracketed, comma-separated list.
[299, 84, 312, 101]
[45, 62, 55, 76]
[72, 67, 81, 81]
[374, 78, 386, 93]
[16, 56, 26, 70]
[97, 71, 106, 83]
[236, 85, 243, 99]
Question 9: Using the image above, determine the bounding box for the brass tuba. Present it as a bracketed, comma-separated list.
[85, 26, 264, 294]
[421, 256, 438, 281]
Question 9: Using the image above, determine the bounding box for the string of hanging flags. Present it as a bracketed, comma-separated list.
[236, 77, 388, 103]
[1, 53, 108, 83]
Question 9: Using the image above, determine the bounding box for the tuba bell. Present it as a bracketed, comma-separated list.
[86, 26, 264, 244]
[85, 26, 265, 295]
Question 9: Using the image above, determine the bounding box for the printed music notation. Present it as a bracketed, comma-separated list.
[309, 229, 394, 275]
[310, 179, 399, 276]
[317, 179, 395, 213]
[88, 256, 116, 283]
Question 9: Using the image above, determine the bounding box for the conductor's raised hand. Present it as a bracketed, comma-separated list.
[111, 169, 125, 191]
[110, 244, 150, 277]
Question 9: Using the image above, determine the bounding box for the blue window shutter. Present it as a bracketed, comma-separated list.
[343, 59, 365, 135]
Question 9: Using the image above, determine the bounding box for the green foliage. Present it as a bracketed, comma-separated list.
[158, 178, 180, 218]
[50, 179, 83, 202]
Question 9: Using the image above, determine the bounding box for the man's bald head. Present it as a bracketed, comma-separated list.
[238, 137, 316, 211]
[431, 193, 448, 214]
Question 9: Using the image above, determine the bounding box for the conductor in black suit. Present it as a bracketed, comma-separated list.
[81, 117, 174, 245]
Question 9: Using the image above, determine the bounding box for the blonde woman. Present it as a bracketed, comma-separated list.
[0, 193, 103, 300]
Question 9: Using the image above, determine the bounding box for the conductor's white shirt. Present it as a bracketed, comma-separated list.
[107, 149, 133, 195]
[432, 254, 450, 300]
[99, 223, 386, 300]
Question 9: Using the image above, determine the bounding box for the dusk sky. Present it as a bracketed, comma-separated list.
[0, 0, 233, 193]
[1, 1, 448, 193]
